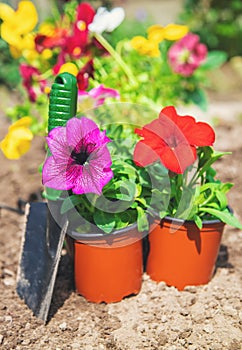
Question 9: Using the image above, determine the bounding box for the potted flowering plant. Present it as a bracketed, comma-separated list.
[133, 105, 242, 290]
[0, 0, 227, 160]
[42, 73, 167, 303]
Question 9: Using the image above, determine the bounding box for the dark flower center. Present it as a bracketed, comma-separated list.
[167, 135, 178, 150]
[71, 149, 89, 165]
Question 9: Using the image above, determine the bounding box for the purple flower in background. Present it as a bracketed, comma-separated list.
[42, 117, 113, 195]
[168, 33, 207, 76]
[78, 84, 120, 109]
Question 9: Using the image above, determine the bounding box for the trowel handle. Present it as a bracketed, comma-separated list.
[48, 72, 78, 132]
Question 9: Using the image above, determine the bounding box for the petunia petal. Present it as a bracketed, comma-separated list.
[66, 117, 99, 150]
[71, 145, 113, 194]
[159, 106, 178, 125]
[46, 126, 71, 162]
[42, 117, 114, 194]
[42, 156, 72, 190]
[158, 144, 196, 173]
[185, 121, 215, 146]
[133, 140, 160, 167]
[88, 85, 120, 106]
[159, 106, 215, 146]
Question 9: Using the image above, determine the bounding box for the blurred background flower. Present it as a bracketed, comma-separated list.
[0, 0, 233, 159]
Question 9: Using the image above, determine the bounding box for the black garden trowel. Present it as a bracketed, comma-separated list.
[16, 72, 77, 323]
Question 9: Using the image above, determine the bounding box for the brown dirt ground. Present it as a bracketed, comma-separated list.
[0, 65, 242, 349]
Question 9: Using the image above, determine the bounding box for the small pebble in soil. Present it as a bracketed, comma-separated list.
[3, 277, 15, 286]
[203, 324, 214, 334]
[59, 322, 67, 331]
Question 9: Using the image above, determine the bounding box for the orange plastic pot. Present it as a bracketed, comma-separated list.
[67, 224, 143, 303]
[146, 216, 225, 290]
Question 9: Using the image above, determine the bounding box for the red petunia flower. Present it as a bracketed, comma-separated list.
[133, 106, 215, 174]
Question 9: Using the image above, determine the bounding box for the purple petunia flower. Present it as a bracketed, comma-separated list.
[42, 117, 113, 195]
[168, 33, 207, 76]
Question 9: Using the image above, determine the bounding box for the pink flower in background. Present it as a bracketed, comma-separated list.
[20, 64, 47, 102]
[78, 85, 120, 108]
[168, 33, 207, 76]
[42, 117, 113, 195]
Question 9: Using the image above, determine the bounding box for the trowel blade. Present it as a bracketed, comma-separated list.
[16, 202, 68, 323]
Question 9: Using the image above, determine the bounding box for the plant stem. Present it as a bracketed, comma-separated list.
[94, 33, 138, 87]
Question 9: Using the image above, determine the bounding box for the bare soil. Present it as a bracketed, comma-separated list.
[0, 83, 242, 349]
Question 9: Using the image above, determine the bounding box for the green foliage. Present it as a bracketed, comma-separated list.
[158, 146, 242, 229]
[0, 39, 20, 88]
[1, 0, 228, 139]
[58, 123, 170, 234]
[179, 0, 242, 57]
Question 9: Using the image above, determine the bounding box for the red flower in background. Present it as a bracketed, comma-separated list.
[35, 28, 69, 53]
[133, 106, 215, 174]
[20, 64, 47, 102]
[76, 59, 94, 90]
[65, 2, 95, 58]
[35, 2, 95, 61]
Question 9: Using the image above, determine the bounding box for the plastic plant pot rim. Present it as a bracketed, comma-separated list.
[162, 215, 222, 226]
[66, 212, 158, 241]
[66, 221, 144, 241]
[151, 206, 233, 226]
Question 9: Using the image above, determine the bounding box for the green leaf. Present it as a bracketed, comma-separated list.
[150, 188, 170, 213]
[115, 211, 132, 229]
[93, 211, 116, 234]
[220, 182, 234, 193]
[199, 207, 242, 229]
[189, 88, 208, 111]
[198, 147, 213, 168]
[158, 210, 168, 220]
[198, 150, 231, 178]
[43, 187, 63, 201]
[214, 190, 227, 210]
[201, 51, 228, 70]
[61, 194, 83, 214]
[105, 179, 136, 201]
[194, 215, 203, 229]
[111, 160, 137, 180]
[175, 186, 197, 220]
[136, 206, 149, 232]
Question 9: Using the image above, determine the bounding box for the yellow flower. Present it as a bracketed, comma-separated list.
[131, 23, 189, 57]
[148, 24, 189, 42]
[9, 32, 36, 59]
[38, 22, 56, 36]
[147, 25, 165, 43]
[58, 63, 79, 76]
[0, 117, 33, 160]
[0, 1, 38, 54]
[130, 36, 160, 57]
